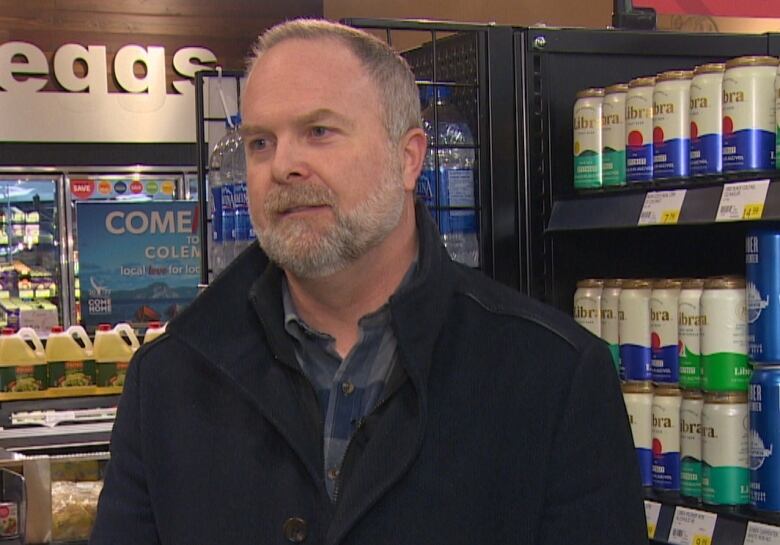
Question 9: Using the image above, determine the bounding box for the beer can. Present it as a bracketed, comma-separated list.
[702, 392, 749, 505]
[623, 381, 653, 488]
[679, 279, 705, 390]
[620, 279, 652, 381]
[602, 84, 628, 187]
[653, 71, 693, 179]
[600, 279, 622, 374]
[651, 279, 682, 384]
[573, 278, 603, 337]
[750, 365, 780, 512]
[626, 77, 655, 182]
[746, 228, 780, 362]
[722, 56, 778, 172]
[653, 385, 682, 495]
[776, 64, 780, 168]
[573, 88, 604, 189]
[0, 502, 18, 538]
[701, 277, 750, 392]
[690, 63, 725, 175]
[681, 389, 704, 501]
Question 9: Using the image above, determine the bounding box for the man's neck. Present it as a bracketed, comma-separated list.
[285, 205, 418, 358]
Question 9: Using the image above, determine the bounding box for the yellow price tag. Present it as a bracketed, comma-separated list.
[743, 203, 764, 220]
[647, 523, 656, 539]
[660, 210, 680, 224]
[693, 534, 712, 545]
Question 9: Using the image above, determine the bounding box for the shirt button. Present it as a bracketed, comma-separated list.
[341, 381, 355, 395]
[283, 517, 308, 543]
[327, 467, 340, 480]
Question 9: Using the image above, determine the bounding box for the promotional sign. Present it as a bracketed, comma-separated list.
[70, 178, 176, 201]
[76, 201, 200, 326]
[635, 0, 780, 18]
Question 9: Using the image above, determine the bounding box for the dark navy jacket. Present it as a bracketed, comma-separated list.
[91, 205, 647, 545]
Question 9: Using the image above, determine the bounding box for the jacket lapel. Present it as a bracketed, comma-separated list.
[327, 204, 458, 544]
[167, 246, 324, 489]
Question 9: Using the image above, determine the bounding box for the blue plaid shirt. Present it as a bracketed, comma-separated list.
[282, 265, 415, 501]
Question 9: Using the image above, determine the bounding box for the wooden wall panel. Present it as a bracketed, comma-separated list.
[0, 0, 323, 91]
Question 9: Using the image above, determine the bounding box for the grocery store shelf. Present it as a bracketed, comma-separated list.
[0, 422, 112, 451]
[0, 386, 121, 403]
[645, 492, 780, 545]
[547, 173, 780, 232]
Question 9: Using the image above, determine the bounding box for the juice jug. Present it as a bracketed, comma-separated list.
[94, 323, 139, 388]
[46, 325, 95, 388]
[0, 327, 46, 392]
[143, 322, 167, 344]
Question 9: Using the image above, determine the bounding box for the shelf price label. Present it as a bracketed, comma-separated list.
[645, 500, 662, 539]
[638, 189, 687, 226]
[744, 521, 780, 545]
[668, 506, 717, 545]
[716, 179, 770, 222]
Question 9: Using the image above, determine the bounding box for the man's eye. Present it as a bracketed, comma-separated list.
[310, 126, 330, 138]
[248, 137, 268, 150]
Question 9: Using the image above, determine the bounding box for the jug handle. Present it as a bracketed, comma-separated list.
[17, 327, 44, 354]
[114, 324, 141, 349]
[66, 325, 93, 351]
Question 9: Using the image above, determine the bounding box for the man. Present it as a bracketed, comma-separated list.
[91, 19, 647, 545]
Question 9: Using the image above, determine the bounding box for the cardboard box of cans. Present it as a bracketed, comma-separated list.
[573, 55, 780, 189]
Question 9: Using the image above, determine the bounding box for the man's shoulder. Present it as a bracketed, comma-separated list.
[449, 265, 599, 351]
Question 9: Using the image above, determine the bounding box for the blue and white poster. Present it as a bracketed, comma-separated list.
[76, 201, 201, 326]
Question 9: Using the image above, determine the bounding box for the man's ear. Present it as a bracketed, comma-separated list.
[398, 128, 427, 192]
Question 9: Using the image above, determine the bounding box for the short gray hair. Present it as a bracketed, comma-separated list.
[246, 19, 422, 143]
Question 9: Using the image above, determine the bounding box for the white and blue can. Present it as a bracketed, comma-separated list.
[653, 385, 682, 495]
[653, 71, 692, 179]
[620, 279, 652, 381]
[623, 381, 653, 487]
[690, 63, 725, 175]
[750, 366, 780, 512]
[651, 279, 682, 384]
[722, 56, 778, 172]
[747, 228, 780, 362]
[626, 77, 655, 182]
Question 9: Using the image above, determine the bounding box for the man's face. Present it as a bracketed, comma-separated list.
[241, 38, 408, 278]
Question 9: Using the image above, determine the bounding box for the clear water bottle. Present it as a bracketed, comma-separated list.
[207, 123, 228, 276]
[227, 115, 254, 256]
[219, 117, 238, 265]
[419, 86, 479, 267]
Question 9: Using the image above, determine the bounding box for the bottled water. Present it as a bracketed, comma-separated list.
[418, 86, 480, 267]
[207, 118, 237, 277]
[226, 115, 254, 256]
[207, 123, 227, 276]
[219, 117, 238, 265]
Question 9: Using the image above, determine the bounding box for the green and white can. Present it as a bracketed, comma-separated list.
[701, 277, 750, 392]
[680, 389, 704, 501]
[702, 392, 749, 505]
[573, 88, 604, 189]
[600, 279, 622, 374]
[679, 279, 704, 389]
[602, 84, 628, 186]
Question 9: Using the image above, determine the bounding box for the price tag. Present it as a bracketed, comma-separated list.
[716, 179, 770, 222]
[645, 500, 662, 539]
[744, 521, 780, 545]
[638, 190, 687, 225]
[668, 506, 717, 545]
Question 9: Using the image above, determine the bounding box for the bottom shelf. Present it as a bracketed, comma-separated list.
[646, 490, 780, 545]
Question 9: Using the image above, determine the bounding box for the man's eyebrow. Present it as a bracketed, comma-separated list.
[297, 108, 354, 129]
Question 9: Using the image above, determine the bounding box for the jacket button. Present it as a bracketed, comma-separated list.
[283, 517, 308, 543]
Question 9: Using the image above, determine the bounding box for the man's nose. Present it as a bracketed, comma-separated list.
[270, 135, 309, 183]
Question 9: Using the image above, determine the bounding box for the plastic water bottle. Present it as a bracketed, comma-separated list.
[220, 118, 240, 266]
[419, 86, 479, 267]
[226, 116, 254, 256]
[207, 122, 230, 275]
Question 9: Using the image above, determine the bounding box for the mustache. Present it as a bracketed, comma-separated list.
[264, 184, 336, 214]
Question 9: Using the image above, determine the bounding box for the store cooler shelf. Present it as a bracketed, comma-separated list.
[547, 174, 780, 232]
[0, 387, 121, 403]
[645, 493, 780, 545]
